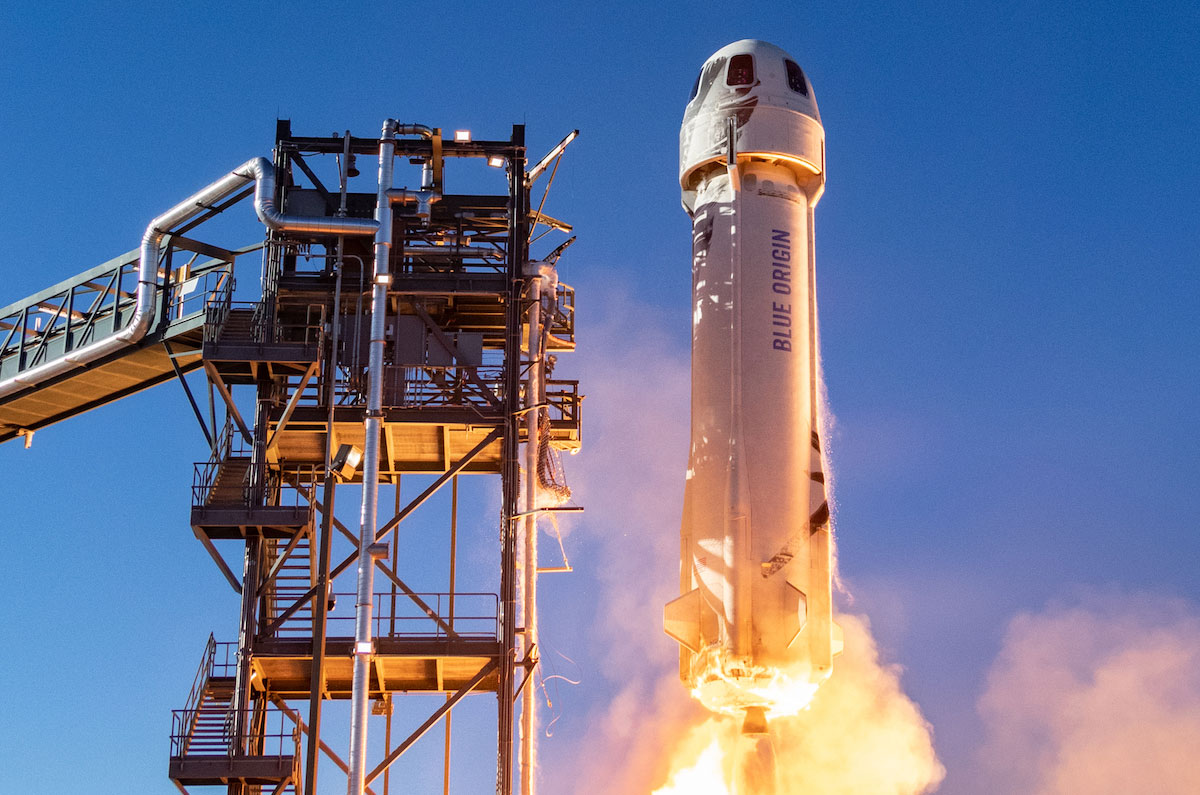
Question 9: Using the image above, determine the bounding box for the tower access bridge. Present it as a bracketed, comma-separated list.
[0, 119, 582, 795]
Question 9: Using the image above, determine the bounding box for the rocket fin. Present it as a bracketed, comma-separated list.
[664, 588, 703, 653]
[832, 620, 844, 657]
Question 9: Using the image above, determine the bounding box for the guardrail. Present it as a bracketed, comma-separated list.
[170, 705, 298, 760]
[545, 379, 581, 427]
[0, 247, 237, 384]
[205, 297, 325, 350]
[269, 591, 500, 640]
[547, 282, 576, 348]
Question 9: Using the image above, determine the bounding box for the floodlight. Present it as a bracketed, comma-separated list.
[331, 443, 363, 480]
[454, 129, 471, 142]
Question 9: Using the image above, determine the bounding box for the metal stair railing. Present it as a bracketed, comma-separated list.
[547, 281, 576, 348]
[191, 418, 238, 508]
[171, 640, 240, 758]
[176, 634, 218, 757]
[170, 705, 299, 761]
[202, 275, 235, 344]
[181, 634, 217, 721]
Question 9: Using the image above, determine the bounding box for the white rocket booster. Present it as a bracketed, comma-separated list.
[664, 40, 842, 729]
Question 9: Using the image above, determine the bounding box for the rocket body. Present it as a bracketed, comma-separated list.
[665, 40, 840, 718]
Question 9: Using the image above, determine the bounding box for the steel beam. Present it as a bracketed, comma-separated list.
[364, 660, 497, 787]
[203, 360, 254, 444]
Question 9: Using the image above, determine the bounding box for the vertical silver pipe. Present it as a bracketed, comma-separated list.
[519, 268, 543, 795]
[347, 118, 398, 795]
[444, 475, 458, 795]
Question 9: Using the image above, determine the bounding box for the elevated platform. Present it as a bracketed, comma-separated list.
[264, 378, 581, 475]
[202, 304, 323, 384]
[192, 505, 313, 540]
[267, 412, 507, 474]
[169, 755, 296, 787]
[251, 637, 503, 696]
[0, 334, 205, 441]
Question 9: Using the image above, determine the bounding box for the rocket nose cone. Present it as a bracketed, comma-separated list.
[741, 705, 769, 735]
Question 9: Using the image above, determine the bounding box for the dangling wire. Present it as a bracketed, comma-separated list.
[536, 409, 572, 503]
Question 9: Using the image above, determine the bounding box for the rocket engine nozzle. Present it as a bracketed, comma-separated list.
[741, 706, 769, 736]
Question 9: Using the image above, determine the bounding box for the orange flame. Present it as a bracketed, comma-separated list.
[650, 615, 944, 794]
[652, 735, 730, 795]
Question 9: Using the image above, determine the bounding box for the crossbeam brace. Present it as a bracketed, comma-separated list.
[364, 660, 497, 786]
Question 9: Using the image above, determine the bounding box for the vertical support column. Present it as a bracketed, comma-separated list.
[497, 124, 527, 795]
[347, 119, 398, 795]
[444, 475, 458, 795]
[519, 267, 543, 795]
[305, 471, 336, 795]
[384, 478, 400, 795]
[231, 536, 260, 795]
[306, 239, 344, 795]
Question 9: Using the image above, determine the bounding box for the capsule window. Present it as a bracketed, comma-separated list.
[785, 60, 808, 96]
[690, 70, 702, 101]
[727, 54, 754, 86]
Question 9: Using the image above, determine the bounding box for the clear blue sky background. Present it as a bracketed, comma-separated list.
[0, 2, 1196, 793]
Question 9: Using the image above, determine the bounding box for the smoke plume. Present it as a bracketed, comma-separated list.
[544, 289, 943, 793]
[976, 591, 1200, 795]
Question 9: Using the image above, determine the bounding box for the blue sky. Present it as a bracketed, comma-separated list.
[0, 2, 1197, 793]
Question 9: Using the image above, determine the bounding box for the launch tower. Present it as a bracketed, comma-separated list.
[0, 120, 581, 794]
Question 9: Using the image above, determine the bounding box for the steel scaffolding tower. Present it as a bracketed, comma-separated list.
[0, 119, 580, 794]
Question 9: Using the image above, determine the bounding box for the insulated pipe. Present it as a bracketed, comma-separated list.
[239, 157, 379, 237]
[394, 123, 434, 140]
[0, 157, 375, 402]
[400, 245, 503, 260]
[519, 263, 546, 795]
[346, 118, 398, 795]
[387, 188, 440, 226]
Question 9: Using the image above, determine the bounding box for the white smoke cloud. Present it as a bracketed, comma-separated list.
[540, 285, 701, 791]
[976, 591, 1200, 795]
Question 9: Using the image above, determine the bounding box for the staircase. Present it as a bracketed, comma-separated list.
[182, 675, 236, 756]
[173, 635, 235, 757]
[263, 532, 315, 637]
[205, 456, 252, 506]
[170, 636, 301, 791]
[217, 307, 258, 344]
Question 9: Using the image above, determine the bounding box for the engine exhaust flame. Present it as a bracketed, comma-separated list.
[691, 657, 822, 725]
[653, 615, 944, 794]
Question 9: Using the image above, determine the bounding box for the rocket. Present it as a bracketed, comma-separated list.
[664, 40, 842, 731]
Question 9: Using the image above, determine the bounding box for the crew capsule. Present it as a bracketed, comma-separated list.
[680, 39, 825, 213]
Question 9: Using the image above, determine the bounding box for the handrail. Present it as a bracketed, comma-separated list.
[0, 247, 240, 397]
[170, 706, 299, 760]
[180, 634, 217, 719]
[264, 591, 501, 640]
